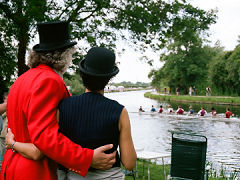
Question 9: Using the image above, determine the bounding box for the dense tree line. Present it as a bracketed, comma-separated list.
[0, 0, 216, 101]
[150, 40, 240, 96]
[110, 81, 150, 88]
[208, 44, 240, 96]
[64, 73, 150, 95]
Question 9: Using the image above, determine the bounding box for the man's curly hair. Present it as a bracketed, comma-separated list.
[27, 47, 76, 74]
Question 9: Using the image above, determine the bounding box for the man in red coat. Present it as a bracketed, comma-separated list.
[0, 21, 116, 180]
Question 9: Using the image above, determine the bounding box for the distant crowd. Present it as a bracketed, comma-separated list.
[160, 85, 212, 96]
[139, 105, 235, 118]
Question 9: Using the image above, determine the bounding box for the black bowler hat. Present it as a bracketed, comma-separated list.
[79, 47, 119, 77]
[33, 21, 77, 52]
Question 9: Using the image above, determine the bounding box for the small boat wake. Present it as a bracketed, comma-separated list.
[130, 112, 240, 123]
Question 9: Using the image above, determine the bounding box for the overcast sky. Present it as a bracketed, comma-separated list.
[112, 0, 240, 83]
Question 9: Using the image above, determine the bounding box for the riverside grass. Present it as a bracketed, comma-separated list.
[144, 92, 240, 105]
[123, 160, 227, 180]
[123, 160, 169, 180]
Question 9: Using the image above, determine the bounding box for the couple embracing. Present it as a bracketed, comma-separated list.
[1, 21, 136, 180]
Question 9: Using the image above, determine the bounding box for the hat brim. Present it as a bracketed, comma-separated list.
[33, 41, 77, 53]
[79, 59, 119, 77]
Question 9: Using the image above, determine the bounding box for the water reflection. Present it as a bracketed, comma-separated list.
[105, 90, 240, 172]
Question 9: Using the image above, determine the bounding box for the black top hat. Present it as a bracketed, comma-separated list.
[33, 21, 77, 52]
[79, 47, 119, 77]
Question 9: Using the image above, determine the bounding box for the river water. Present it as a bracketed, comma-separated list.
[105, 90, 240, 174]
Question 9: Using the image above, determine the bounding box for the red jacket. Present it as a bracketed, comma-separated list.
[177, 108, 184, 114]
[0, 64, 93, 180]
[225, 111, 232, 118]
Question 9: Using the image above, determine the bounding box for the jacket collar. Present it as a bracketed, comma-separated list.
[36, 64, 71, 96]
[37, 64, 63, 78]
[36, 64, 55, 72]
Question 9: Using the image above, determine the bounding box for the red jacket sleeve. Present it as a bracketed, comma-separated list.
[27, 76, 93, 177]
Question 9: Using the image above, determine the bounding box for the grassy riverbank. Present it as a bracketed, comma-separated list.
[123, 160, 169, 180]
[123, 160, 231, 180]
[144, 92, 240, 106]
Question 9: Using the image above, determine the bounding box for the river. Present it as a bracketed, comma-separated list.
[105, 90, 240, 174]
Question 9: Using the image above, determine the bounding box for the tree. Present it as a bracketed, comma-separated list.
[0, 1, 49, 76]
[149, 36, 222, 95]
[208, 51, 232, 95]
[224, 46, 240, 95]
[64, 72, 85, 95]
[0, 38, 16, 102]
[147, 0, 217, 95]
[208, 44, 240, 96]
[0, 0, 216, 97]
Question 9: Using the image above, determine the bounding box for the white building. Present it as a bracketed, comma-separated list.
[117, 86, 124, 92]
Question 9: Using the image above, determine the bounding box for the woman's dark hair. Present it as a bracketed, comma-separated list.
[79, 71, 112, 92]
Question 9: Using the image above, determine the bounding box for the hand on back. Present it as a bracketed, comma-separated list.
[91, 144, 116, 170]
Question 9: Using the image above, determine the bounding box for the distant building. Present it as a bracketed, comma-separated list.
[110, 85, 117, 91]
[104, 86, 110, 92]
[117, 86, 124, 92]
[104, 85, 117, 92]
